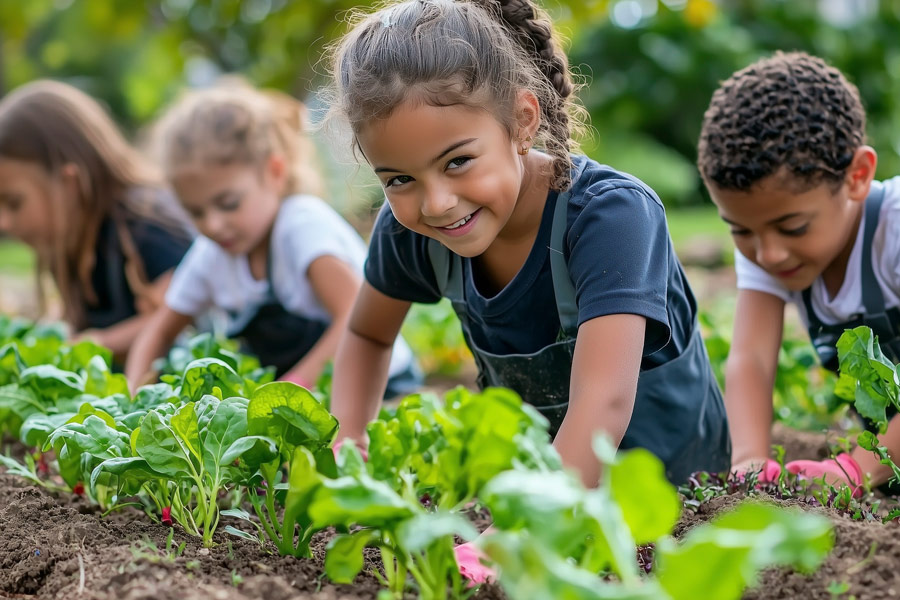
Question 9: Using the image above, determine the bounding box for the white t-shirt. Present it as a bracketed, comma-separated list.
[166, 194, 414, 375]
[735, 177, 900, 327]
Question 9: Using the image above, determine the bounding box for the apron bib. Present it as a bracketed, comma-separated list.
[802, 182, 900, 371]
[428, 172, 730, 483]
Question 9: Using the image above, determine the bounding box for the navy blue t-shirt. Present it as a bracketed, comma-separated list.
[85, 210, 193, 330]
[364, 155, 696, 369]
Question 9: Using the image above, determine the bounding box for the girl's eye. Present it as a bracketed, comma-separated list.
[447, 156, 470, 170]
[385, 175, 413, 188]
[729, 229, 750, 237]
[781, 224, 808, 236]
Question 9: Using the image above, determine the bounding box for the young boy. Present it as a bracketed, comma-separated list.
[697, 51, 900, 493]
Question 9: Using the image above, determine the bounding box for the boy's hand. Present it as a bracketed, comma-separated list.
[332, 438, 368, 462]
[785, 453, 863, 497]
[278, 371, 313, 389]
[731, 457, 781, 483]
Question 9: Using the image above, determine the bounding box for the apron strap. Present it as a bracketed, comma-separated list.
[859, 182, 893, 339]
[802, 182, 887, 334]
[426, 159, 585, 337]
[549, 189, 579, 337]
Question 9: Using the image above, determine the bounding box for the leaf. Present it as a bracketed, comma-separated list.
[247, 382, 337, 452]
[310, 474, 416, 530]
[656, 502, 833, 600]
[134, 410, 197, 479]
[324, 531, 379, 583]
[179, 358, 245, 402]
[395, 511, 477, 552]
[608, 449, 682, 544]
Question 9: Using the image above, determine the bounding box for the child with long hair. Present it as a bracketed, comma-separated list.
[0, 80, 193, 361]
[326, 0, 730, 489]
[125, 80, 419, 394]
[699, 51, 900, 493]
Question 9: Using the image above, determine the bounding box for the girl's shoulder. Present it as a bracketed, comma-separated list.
[566, 155, 664, 212]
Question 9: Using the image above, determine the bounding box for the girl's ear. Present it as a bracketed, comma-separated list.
[58, 162, 84, 204]
[265, 153, 288, 190]
[846, 145, 877, 202]
[515, 90, 542, 142]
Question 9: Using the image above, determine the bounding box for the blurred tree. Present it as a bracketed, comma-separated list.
[1, 0, 899, 207]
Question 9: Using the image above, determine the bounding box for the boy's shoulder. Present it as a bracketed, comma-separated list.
[567, 155, 664, 211]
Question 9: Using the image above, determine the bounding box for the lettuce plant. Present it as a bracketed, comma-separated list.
[479, 439, 834, 600]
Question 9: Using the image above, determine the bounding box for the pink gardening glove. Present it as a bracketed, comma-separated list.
[785, 453, 863, 497]
[732, 458, 782, 484]
[332, 438, 368, 462]
[454, 541, 495, 585]
[278, 371, 313, 389]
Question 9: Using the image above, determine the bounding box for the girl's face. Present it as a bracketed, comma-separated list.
[356, 98, 540, 258]
[172, 157, 285, 257]
[0, 158, 62, 252]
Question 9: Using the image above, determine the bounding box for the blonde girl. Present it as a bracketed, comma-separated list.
[125, 80, 419, 393]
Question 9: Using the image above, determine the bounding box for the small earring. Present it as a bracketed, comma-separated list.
[518, 135, 533, 155]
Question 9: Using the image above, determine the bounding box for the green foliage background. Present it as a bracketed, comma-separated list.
[2, 0, 900, 207]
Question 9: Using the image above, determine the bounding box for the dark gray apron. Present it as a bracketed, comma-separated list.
[802, 182, 900, 371]
[428, 177, 730, 483]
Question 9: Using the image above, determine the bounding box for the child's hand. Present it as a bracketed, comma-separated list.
[332, 437, 368, 462]
[454, 541, 495, 585]
[278, 371, 313, 389]
[785, 453, 863, 497]
[731, 457, 781, 483]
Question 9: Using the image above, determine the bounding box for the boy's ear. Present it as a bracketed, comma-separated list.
[515, 90, 541, 141]
[846, 145, 877, 202]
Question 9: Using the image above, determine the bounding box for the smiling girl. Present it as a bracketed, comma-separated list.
[327, 0, 730, 489]
[124, 80, 419, 394]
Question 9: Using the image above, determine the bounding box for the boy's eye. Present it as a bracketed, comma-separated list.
[447, 156, 470, 169]
[781, 224, 808, 236]
[385, 175, 413, 188]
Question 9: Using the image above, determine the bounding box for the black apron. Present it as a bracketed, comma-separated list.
[428, 171, 730, 483]
[231, 259, 422, 398]
[802, 182, 900, 371]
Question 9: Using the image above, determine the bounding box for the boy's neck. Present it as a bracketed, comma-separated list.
[820, 202, 865, 298]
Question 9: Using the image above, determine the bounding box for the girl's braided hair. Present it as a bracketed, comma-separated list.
[327, 0, 583, 190]
[698, 51, 866, 192]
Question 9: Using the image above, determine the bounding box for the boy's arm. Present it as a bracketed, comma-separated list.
[555, 313, 645, 488]
[331, 282, 411, 445]
[725, 289, 785, 470]
[279, 255, 361, 386]
[124, 306, 193, 391]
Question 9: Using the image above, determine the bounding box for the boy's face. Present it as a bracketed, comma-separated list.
[709, 172, 865, 292]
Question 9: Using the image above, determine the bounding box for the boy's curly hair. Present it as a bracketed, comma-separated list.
[698, 51, 866, 192]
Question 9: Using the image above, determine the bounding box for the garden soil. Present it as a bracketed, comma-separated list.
[1, 423, 897, 600]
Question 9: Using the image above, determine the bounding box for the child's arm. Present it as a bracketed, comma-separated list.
[331, 282, 411, 445]
[280, 255, 361, 386]
[74, 271, 176, 363]
[124, 305, 193, 390]
[725, 289, 785, 471]
[556, 313, 647, 487]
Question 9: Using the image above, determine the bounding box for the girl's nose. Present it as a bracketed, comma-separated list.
[420, 183, 457, 218]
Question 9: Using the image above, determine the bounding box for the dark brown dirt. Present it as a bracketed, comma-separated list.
[1, 424, 896, 600]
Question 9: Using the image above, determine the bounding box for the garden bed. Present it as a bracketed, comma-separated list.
[1, 423, 897, 600]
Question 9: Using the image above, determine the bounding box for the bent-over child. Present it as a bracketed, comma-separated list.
[125, 80, 419, 394]
[0, 80, 193, 363]
[326, 0, 730, 489]
[698, 51, 900, 493]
